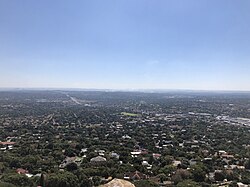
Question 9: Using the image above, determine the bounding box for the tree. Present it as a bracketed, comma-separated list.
[172, 169, 191, 184]
[229, 181, 238, 187]
[46, 171, 79, 187]
[9, 158, 21, 168]
[191, 164, 207, 182]
[176, 179, 199, 187]
[92, 176, 101, 186]
[245, 159, 250, 170]
[241, 172, 250, 184]
[172, 173, 183, 185]
[0, 162, 6, 173]
[66, 162, 78, 172]
[159, 165, 175, 175]
[64, 148, 76, 157]
[133, 180, 158, 187]
[157, 173, 167, 183]
[214, 171, 225, 182]
[1, 173, 34, 187]
[79, 174, 93, 187]
[38, 173, 46, 187]
[0, 182, 17, 187]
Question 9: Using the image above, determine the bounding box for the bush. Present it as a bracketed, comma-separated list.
[1, 173, 34, 187]
[46, 171, 79, 187]
[0, 182, 17, 187]
[133, 180, 159, 187]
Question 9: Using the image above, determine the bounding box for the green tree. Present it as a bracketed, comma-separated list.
[92, 176, 101, 186]
[214, 171, 225, 182]
[172, 169, 191, 184]
[0, 182, 17, 187]
[66, 162, 78, 172]
[229, 181, 238, 187]
[133, 180, 158, 187]
[191, 164, 207, 182]
[1, 173, 34, 187]
[46, 171, 79, 187]
[241, 172, 250, 184]
[157, 173, 167, 183]
[176, 179, 199, 187]
[79, 174, 93, 187]
[245, 159, 250, 170]
[159, 165, 175, 175]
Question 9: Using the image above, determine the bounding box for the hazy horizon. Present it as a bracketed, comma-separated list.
[1, 87, 250, 94]
[1, 0, 250, 91]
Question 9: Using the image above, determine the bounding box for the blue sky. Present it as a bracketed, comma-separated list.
[0, 0, 250, 90]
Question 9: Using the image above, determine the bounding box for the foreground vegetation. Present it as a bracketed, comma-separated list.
[1, 91, 250, 186]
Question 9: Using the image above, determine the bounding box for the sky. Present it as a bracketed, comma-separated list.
[0, 0, 250, 91]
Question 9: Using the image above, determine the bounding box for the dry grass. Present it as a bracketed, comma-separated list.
[99, 179, 135, 187]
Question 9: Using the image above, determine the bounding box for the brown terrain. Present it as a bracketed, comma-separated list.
[99, 179, 135, 187]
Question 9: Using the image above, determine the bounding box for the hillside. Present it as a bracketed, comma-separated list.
[99, 179, 135, 187]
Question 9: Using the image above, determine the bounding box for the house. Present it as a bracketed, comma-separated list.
[172, 160, 181, 167]
[149, 176, 173, 186]
[122, 135, 131, 139]
[140, 149, 148, 155]
[0, 142, 15, 146]
[90, 156, 107, 165]
[16, 168, 29, 175]
[81, 148, 88, 153]
[152, 153, 161, 159]
[110, 152, 120, 159]
[189, 159, 197, 166]
[59, 156, 82, 169]
[208, 172, 215, 182]
[218, 150, 227, 155]
[95, 149, 106, 156]
[131, 151, 141, 158]
[75, 157, 83, 165]
[26, 173, 33, 178]
[124, 171, 148, 180]
[237, 182, 248, 187]
[142, 161, 149, 166]
[221, 154, 234, 159]
[0, 142, 15, 150]
[59, 157, 74, 169]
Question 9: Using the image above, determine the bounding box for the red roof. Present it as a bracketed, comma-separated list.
[153, 153, 161, 158]
[125, 171, 148, 180]
[16, 168, 29, 174]
[0, 142, 15, 145]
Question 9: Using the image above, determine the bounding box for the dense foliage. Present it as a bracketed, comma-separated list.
[1, 91, 250, 186]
